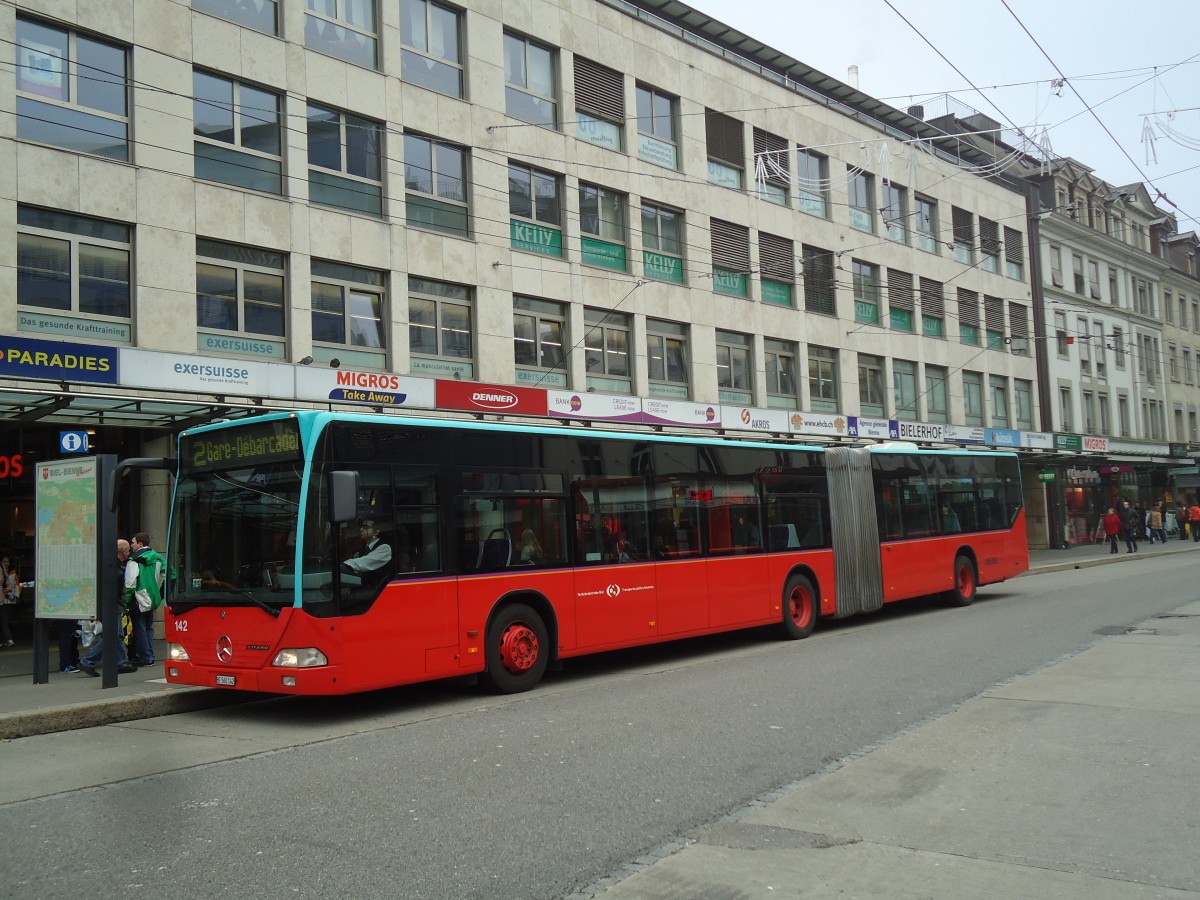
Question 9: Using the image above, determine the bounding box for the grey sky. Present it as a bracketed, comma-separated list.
[691, 0, 1200, 230]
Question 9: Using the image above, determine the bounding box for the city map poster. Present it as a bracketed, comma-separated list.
[35, 457, 100, 620]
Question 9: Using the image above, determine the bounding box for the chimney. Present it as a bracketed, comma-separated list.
[847, 65, 859, 89]
[907, 105, 925, 120]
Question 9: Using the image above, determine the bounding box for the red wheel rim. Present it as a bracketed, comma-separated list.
[957, 563, 975, 598]
[499, 622, 539, 674]
[788, 584, 813, 629]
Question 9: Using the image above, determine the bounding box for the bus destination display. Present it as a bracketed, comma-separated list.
[183, 419, 302, 473]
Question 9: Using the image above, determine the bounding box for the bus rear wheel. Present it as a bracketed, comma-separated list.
[484, 602, 549, 694]
[781, 574, 817, 639]
[948, 554, 977, 607]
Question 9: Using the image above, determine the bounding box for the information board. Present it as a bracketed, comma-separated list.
[34, 456, 101, 620]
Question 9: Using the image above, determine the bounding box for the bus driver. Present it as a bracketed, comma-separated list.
[340, 518, 392, 587]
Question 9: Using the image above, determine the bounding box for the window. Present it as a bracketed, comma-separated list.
[1087, 260, 1101, 299]
[646, 320, 689, 397]
[715, 331, 751, 401]
[400, 0, 463, 97]
[926, 365, 948, 423]
[852, 260, 880, 324]
[1112, 326, 1125, 368]
[1109, 269, 1119, 306]
[920, 277, 945, 337]
[514, 296, 567, 386]
[1098, 394, 1110, 435]
[1072, 254, 1084, 294]
[990, 376, 1009, 427]
[311, 260, 386, 361]
[1015, 379, 1034, 430]
[196, 238, 285, 352]
[848, 169, 874, 232]
[797, 149, 828, 217]
[951, 207, 973, 264]
[759, 233, 795, 307]
[579, 184, 627, 271]
[984, 295, 1005, 350]
[1169, 344, 1179, 381]
[883, 183, 907, 243]
[887, 269, 914, 331]
[753, 128, 789, 205]
[808, 346, 839, 411]
[706, 110, 744, 189]
[409, 276, 473, 378]
[1049, 244, 1064, 287]
[1179, 295, 1188, 329]
[802, 245, 836, 316]
[764, 339, 798, 408]
[1094, 319, 1106, 378]
[1081, 391, 1095, 434]
[1132, 277, 1151, 316]
[1118, 396, 1130, 437]
[584, 308, 631, 393]
[16, 17, 128, 161]
[979, 218, 1000, 273]
[1185, 349, 1194, 385]
[17, 207, 131, 336]
[504, 32, 556, 127]
[1055, 311, 1069, 357]
[1009, 302, 1030, 357]
[958, 288, 980, 346]
[962, 371, 983, 426]
[915, 196, 937, 253]
[307, 103, 382, 215]
[305, 0, 378, 68]
[573, 55, 624, 150]
[858, 354, 885, 416]
[1194, 299, 1199, 333]
[404, 133, 468, 237]
[635, 84, 677, 169]
[710, 220, 750, 298]
[193, 71, 282, 194]
[641, 202, 684, 283]
[193, 0, 278, 34]
[1004, 226, 1024, 280]
[509, 163, 562, 257]
[1060, 386, 1074, 432]
[893, 359, 917, 418]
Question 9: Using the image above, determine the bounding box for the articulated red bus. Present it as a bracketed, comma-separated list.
[162, 411, 1028, 694]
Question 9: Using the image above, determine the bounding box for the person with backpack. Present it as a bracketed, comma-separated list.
[125, 531, 166, 668]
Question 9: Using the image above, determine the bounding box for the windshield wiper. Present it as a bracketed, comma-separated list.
[169, 589, 282, 618]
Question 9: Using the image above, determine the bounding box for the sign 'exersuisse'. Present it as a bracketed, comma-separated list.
[182, 418, 302, 473]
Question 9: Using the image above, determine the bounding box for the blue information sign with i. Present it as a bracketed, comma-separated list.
[60, 431, 90, 453]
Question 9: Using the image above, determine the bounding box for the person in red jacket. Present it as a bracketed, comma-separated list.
[1102, 507, 1122, 555]
[1190, 500, 1200, 543]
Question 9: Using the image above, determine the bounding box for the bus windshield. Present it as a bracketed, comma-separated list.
[172, 419, 305, 614]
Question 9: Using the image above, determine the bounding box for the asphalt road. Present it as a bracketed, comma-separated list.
[2, 554, 1193, 899]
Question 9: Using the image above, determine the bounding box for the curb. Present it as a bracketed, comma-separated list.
[0, 686, 256, 740]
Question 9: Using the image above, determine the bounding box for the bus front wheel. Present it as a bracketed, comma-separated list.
[948, 554, 977, 607]
[484, 602, 549, 694]
[781, 574, 817, 639]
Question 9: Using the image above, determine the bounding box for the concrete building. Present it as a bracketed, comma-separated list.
[3, 0, 1040, 566]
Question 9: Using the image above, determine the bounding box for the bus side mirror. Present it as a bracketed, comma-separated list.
[328, 470, 359, 523]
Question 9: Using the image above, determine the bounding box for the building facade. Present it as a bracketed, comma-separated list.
[5, 0, 1048, 567]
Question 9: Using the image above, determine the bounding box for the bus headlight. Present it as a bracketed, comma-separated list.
[271, 648, 328, 668]
[168, 643, 190, 661]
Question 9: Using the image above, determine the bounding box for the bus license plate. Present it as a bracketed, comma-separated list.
[215, 674, 236, 687]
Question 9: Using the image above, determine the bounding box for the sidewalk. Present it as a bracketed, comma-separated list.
[1, 537, 1196, 743]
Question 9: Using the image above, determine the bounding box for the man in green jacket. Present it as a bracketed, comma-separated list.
[125, 532, 166, 667]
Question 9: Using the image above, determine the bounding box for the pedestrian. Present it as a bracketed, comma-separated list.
[1102, 507, 1122, 555]
[57, 619, 80, 673]
[1190, 499, 1200, 543]
[1121, 500, 1140, 553]
[1, 555, 17, 647]
[1149, 504, 1166, 545]
[79, 539, 136, 676]
[1177, 502, 1190, 541]
[126, 532, 166, 667]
